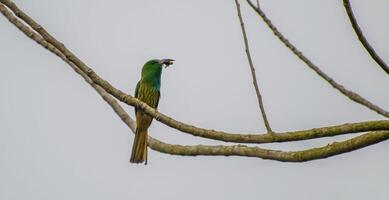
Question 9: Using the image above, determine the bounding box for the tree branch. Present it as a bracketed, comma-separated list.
[342, 0, 389, 75]
[149, 131, 389, 162]
[246, 0, 389, 118]
[0, 4, 137, 132]
[1, 0, 389, 145]
[234, 0, 273, 133]
[2, 1, 389, 162]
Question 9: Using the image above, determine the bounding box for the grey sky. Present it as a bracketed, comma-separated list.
[1, 0, 388, 199]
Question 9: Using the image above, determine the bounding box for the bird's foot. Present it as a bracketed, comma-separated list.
[155, 113, 161, 121]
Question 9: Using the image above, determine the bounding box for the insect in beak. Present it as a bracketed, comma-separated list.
[160, 59, 175, 68]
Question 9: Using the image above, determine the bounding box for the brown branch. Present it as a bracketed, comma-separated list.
[0, 3, 174, 159]
[2, 2, 389, 162]
[342, 0, 389, 75]
[234, 0, 273, 133]
[246, 0, 389, 118]
[1, 0, 389, 146]
[149, 131, 389, 162]
[0, 4, 137, 132]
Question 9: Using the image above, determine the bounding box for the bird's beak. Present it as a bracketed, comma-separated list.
[160, 59, 175, 68]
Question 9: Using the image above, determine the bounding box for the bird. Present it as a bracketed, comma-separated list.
[130, 58, 174, 164]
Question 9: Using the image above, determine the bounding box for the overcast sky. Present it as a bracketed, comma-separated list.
[1, 0, 389, 199]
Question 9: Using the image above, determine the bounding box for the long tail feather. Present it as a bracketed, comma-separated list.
[130, 128, 148, 164]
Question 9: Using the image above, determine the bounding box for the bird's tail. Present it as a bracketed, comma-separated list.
[130, 128, 148, 164]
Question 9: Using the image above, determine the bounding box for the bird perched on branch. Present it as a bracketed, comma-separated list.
[130, 58, 174, 164]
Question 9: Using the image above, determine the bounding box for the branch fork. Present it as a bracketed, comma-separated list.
[1, 0, 388, 162]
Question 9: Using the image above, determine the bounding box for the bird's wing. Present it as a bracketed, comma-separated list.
[135, 83, 160, 114]
[155, 91, 160, 108]
[134, 81, 140, 114]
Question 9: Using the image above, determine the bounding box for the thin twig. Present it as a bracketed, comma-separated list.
[2, 1, 389, 162]
[343, 0, 389, 75]
[246, 0, 389, 118]
[1, 0, 388, 145]
[234, 0, 273, 133]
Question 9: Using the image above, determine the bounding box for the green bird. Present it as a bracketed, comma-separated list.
[130, 58, 174, 164]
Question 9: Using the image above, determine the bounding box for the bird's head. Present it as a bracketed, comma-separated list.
[143, 58, 174, 71]
[141, 58, 174, 79]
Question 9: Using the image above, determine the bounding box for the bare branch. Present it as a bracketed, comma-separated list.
[149, 131, 389, 162]
[0, 4, 137, 131]
[342, 0, 389, 75]
[1, 1, 389, 146]
[234, 0, 273, 133]
[246, 0, 389, 118]
[2, 2, 389, 162]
